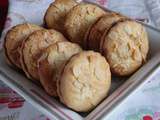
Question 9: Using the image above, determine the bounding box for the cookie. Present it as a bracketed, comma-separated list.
[64, 3, 106, 47]
[44, 0, 77, 33]
[101, 20, 149, 76]
[4, 23, 42, 69]
[86, 13, 126, 51]
[38, 41, 82, 96]
[20, 29, 67, 80]
[58, 51, 111, 112]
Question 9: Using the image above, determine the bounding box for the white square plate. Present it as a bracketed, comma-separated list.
[0, 22, 160, 120]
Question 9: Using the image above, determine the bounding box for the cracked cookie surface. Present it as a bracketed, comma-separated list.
[102, 20, 149, 76]
[21, 29, 67, 80]
[38, 41, 82, 96]
[58, 51, 111, 112]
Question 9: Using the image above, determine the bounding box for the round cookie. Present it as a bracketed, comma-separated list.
[64, 3, 106, 47]
[86, 13, 126, 51]
[101, 20, 149, 76]
[38, 41, 82, 96]
[21, 29, 67, 81]
[4, 23, 42, 69]
[44, 0, 77, 33]
[58, 51, 111, 112]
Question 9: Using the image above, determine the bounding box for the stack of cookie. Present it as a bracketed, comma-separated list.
[4, 22, 111, 112]
[3, 0, 149, 112]
[45, 0, 149, 76]
[85, 15, 149, 76]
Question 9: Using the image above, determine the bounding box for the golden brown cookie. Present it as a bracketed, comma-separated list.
[57, 51, 111, 112]
[4, 23, 42, 69]
[20, 29, 67, 81]
[64, 3, 106, 47]
[38, 41, 82, 96]
[86, 13, 126, 51]
[101, 20, 149, 76]
[44, 0, 77, 33]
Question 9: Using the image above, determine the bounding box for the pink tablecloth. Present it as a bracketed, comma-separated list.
[0, 0, 160, 120]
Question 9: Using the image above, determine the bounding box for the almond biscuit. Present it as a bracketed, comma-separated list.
[38, 41, 82, 96]
[64, 3, 106, 47]
[20, 29, 67, 80]
[87, 13, 126, 51]
[58, 51, 111, 112]
[4, 23, 42, 69]
[44, 0, 77, 33]
[101, 20, 149, 76]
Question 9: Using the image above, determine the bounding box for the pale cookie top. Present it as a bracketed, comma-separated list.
[58, 51, 111, 112]
[38, 41, 82, 96]
[102, 20, 149, 76]
[44, 0, 77, 32]
[65, 3, 106, 46]
[21, 29, 67, 80]
[4, 23, 42, 69]
[88, 13, 126, 51]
